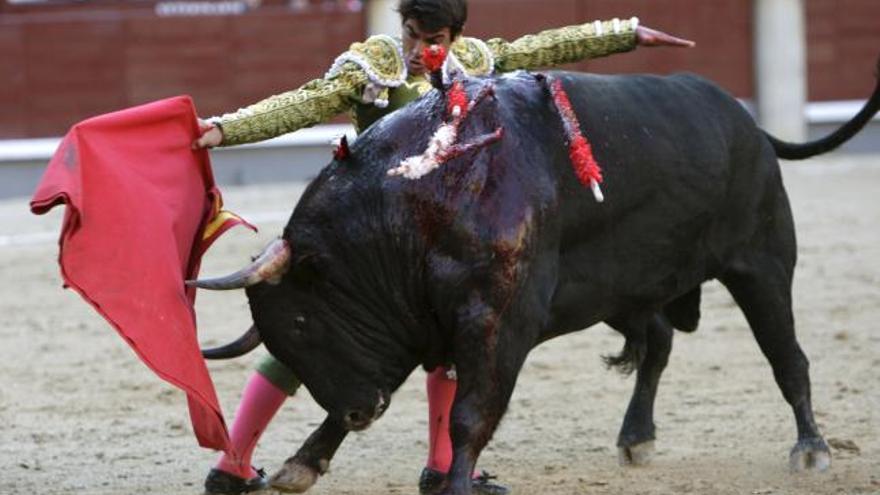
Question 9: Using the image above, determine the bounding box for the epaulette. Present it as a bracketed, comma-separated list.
[324, 34, 407, 108]
[449, 37, 496, 77]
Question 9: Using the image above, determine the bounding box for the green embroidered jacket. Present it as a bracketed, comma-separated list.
[214, 17, 639, 146]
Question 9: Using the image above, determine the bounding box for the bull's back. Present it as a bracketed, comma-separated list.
[497, 71, 773, 332]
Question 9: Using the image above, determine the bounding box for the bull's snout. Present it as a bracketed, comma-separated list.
[342, 409, 374, 431]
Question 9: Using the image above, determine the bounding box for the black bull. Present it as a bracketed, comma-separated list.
[197, 65, 880, 494]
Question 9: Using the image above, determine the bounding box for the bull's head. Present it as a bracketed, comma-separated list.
[190, 236, 397, 431]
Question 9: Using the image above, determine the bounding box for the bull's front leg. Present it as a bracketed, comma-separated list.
[270, 415, 348, 493]
[437, 294, 541, 495]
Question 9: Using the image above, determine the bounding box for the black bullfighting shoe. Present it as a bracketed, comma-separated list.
[418, 467, 510, 495]
[204, 467, 268, 494]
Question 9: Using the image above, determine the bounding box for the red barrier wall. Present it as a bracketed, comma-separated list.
[1, 0, 878, 139]
[467, 0, 754, 99]
[0, 1, 363, 138]
[805, 0, 879, 101]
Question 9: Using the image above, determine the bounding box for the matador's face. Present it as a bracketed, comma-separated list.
[401, 18, 455, 76]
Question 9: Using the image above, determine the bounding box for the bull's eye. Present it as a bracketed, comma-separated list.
[290, 316, 307, 339]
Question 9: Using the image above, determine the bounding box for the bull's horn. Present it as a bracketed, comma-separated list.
[202, 325, 261, 360]
[187, 238, 291, 290]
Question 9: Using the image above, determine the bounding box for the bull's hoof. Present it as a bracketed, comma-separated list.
[789, 437, 831, 472]
[617, 440, 655, 466]
[269, 458, 325, 493]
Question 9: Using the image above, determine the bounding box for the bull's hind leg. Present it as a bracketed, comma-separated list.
[720, 255, 830, 471]
[608, 313, 674, 466]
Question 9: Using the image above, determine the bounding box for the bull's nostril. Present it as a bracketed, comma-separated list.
[346, 411, 367, 425]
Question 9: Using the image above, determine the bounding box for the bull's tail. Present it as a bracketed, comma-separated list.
[202, 325, 262, 359]
[603, 333, 646, 376]
[766, 56, 880, 160]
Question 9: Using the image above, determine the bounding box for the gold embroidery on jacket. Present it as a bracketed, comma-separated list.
[217, 18, 637, 146]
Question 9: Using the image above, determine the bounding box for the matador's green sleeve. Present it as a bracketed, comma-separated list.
[213, 34, 406, 146]
[451, 17, 639, 76]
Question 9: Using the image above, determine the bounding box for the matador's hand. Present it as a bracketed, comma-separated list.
[636, 26, 695, 48]
[193, 118, 223, 149]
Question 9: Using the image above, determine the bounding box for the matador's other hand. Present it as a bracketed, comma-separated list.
[636, 25, 696, 48]
[193, 118, 223, 149]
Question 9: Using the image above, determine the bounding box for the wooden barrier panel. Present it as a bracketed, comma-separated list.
[0, 23, 27, 137]
[806, 0, 880, 101]
[466, 0, 754, 99]
[0, 2, 364, 139]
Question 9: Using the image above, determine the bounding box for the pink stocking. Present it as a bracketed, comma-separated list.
[425, 366, 457, 473]
[215, 372, 288, 479]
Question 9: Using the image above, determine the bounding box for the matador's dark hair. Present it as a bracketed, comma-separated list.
[397, 0, 468, 39]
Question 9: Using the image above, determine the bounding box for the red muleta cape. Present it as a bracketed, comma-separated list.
[30, 96, 252, 455]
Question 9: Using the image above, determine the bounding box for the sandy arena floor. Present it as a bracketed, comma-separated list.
[0, 155, 877, 495]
